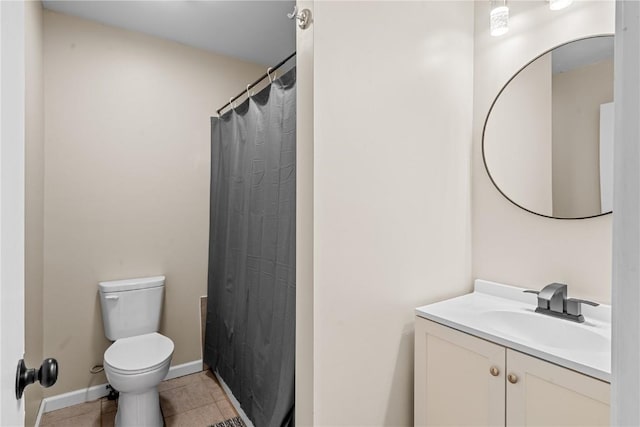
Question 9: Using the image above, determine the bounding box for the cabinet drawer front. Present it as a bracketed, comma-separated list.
[506, 349, 610, 427]
[415, 318, 506, 426]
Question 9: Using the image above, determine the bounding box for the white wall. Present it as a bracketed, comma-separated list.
[0, 2, 26, 426]
[295, 0, 314, 424]
[552, 58, 614, 218]
[473, 0, 614, 304]
[42, 11, 263, 396]
[612, 2, 640, 424]
[312, 1, 474, 424]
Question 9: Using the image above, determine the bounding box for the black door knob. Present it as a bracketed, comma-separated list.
[38, 358, 58, 388]
[15, 358, 58, 399]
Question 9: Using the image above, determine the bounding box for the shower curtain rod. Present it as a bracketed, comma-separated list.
[217, 51, 296, 116]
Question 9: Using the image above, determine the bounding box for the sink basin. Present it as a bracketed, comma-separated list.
[416, 280, 611, 381]
[479, 310, 610, 353]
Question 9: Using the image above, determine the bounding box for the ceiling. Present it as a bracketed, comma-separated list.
[42, 0, 296, 66]
[552, 36, 614, 74]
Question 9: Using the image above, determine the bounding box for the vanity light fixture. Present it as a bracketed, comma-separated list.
[490, 0, 509, 37]
[549, 0, 573, 11]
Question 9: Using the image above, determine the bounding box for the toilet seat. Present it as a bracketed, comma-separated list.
[104, 332, 174, 376]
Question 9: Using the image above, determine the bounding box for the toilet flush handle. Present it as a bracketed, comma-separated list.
[105, 295, 119, 301]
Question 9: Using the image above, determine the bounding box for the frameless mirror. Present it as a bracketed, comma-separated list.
[483, 35, 614, 219]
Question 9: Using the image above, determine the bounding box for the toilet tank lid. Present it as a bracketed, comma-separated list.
[98, 276, 165, 293]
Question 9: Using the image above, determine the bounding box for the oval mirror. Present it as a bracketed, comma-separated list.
[482, 35, 614, 219]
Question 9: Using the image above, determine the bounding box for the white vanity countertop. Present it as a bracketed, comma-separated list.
[415, 279, 611, 382]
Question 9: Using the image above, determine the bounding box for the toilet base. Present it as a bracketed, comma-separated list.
[115, 386, 163, 427]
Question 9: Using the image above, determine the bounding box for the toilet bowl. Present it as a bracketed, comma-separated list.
[98, 276, 174, 427]
[104, 333, 174, 426]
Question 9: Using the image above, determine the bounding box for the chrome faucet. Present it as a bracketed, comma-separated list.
[524, 283, 599, 323]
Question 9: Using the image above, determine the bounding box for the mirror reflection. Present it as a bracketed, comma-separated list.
[483, 36, 614, 219]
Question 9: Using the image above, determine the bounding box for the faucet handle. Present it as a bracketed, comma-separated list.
[523, 289, 549, 310]
[567, 298, 599, 307]
[566, 298, 600, 318]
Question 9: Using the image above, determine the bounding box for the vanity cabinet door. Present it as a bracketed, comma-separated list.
[506, 349, 610, 427]
[415, 318, 506, 426]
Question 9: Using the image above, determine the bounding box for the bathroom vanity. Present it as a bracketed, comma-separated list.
[414, 280, 610, 426]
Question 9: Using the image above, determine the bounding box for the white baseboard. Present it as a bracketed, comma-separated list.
[163, 359, 203, 382]
[213, 371, 255, 427]
[34, 400, 45, 427]
[38, 359, 203, 422]
[42, 382, 113, 414]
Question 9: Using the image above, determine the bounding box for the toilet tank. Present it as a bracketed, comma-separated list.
[98, 276, 165, 341]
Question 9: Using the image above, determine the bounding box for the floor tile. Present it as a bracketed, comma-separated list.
[42, 410, 100, 427]
[157, 373, 200, 393]
[40, 400, 101, 425]
[199, 371, 227, 402]
[160, 379, 215, 417]
[198, 369, 219, 384]
[41, 371, 243, 427]
[101, 410, 116, 427]
[216, 398, 238, 419]
[100, 397, 117, 414]
[164, 403, 226, 427]
[211, 385, 228, 402]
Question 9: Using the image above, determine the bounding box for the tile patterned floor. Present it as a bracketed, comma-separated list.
[40, 370, 239, 427]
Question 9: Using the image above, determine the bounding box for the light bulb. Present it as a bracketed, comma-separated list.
[549, 0, 573, 10]
[490, 2, 509, 37]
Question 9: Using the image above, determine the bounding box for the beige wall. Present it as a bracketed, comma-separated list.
[484, 53, 553, 216]
[25, 1, 44, 425]
[552, 58, 614, 218]
[312, 1, 474, 424]
[42, 11, 263, 396]
[473, 0, 614, 304]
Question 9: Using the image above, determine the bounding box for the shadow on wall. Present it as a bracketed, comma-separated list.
[384, 322, 415, 425]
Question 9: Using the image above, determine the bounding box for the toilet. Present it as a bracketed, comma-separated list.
[98, 276, 174, 427]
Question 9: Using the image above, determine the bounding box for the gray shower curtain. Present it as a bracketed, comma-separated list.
[205, 68, 295, 427]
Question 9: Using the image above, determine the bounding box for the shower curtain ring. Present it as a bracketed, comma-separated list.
[246, 84, 253, 99]
[229, 97, 235, 111]
[267, 67, 274, 83]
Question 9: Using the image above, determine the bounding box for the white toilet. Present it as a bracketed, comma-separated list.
[98, 276, 174, 427]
